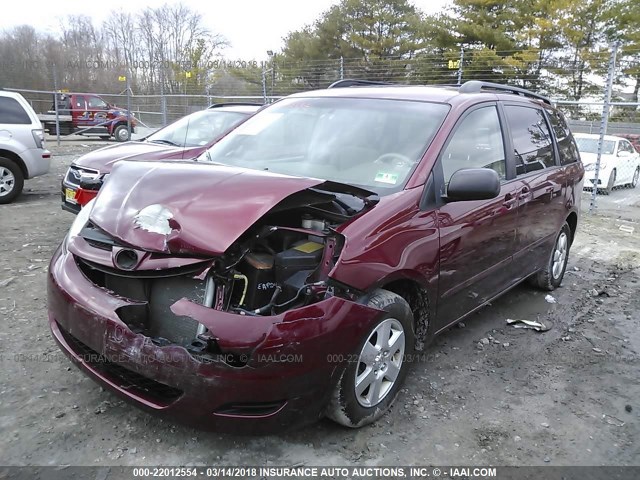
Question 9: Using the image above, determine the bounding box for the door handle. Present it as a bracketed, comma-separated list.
[503, 193, 517, 209]
[518, 186, 530, 201]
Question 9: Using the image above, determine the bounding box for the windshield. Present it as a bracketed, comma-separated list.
[148, 109, 248, 147]
[199, 97, 449, 195]
[575, 137, 615, 155]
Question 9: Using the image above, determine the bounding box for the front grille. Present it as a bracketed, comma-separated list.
[65, 165, 100, 188]
[75, 255, 206, 279]
[58, 323, 183, 406]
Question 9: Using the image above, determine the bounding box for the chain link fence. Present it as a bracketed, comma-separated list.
[4, 46, 640, 215]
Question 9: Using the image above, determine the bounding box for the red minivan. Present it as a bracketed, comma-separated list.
[48, 81, 584, 432]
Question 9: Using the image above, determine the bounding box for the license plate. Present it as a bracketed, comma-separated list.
[65, 188, 77, 204]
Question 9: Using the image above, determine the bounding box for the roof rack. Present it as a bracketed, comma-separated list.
[207, 102, 263, 108]
[459, 81, 551, 105]
[328, 79, 395, 89]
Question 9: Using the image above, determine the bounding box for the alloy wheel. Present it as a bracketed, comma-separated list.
[355, 318, 405, 408]
[0, 167, 15, 197]
[552, 232, 568, 279]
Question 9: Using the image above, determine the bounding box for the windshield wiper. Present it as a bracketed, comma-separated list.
[149, 139, 181, 147]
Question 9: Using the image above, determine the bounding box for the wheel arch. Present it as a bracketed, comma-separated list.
[565, 211, 578, 245]
[377, 277, 431, 351]
[0, 149, 28, 179]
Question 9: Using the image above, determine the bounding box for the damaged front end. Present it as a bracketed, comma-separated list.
[48, 161, 383, 430]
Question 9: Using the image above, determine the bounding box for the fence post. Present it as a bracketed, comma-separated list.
[160, 66, 167, 126]
[340, 56, 344, 80]
[262, 66, 267, 104]
[52, 63, 60, 146]
[589, 42, 619, 214]
[457, 47, 464, 85]
[126, 71, 132, 141]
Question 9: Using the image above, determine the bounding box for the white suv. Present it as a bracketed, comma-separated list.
[0, 91, 51, 203]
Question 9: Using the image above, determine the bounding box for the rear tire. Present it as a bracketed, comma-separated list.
[529, 222, 571, 291]
[0, 157, 25, 204]
[326, 289, 414, 428]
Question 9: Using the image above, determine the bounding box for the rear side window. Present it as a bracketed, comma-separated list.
[618, 140, 635, 155]
[0, 97, 32, 124]
[74, 96, 87, 109]
[505, 105, 556, 175]
[87, 97, 108, 109]
[548, 109, 580, 166]
[441, 106, 506, 183]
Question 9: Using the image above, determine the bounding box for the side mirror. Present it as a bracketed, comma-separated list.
[445, 168, 501, 202]
[617, 150, 631, 158]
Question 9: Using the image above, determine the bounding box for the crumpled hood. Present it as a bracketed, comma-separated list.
[89, 161, 324, 256]
[74, 141, 197, 172]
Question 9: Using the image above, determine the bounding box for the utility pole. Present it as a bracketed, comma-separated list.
[457, 47, 465, 86]
[52, 64, 60, 146]
[261, 66, 267, 104]
[589, 42, 619, 214]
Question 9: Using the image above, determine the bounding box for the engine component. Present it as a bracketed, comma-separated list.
[280, 269, 313, 303]
[301, 214, 326, 243]
[238, 252, 277, 310]
[232, 273, 248, 306]
[301, 214, 325, 232]
[148, 277, 204, 345]
[274, 240, 324, 285]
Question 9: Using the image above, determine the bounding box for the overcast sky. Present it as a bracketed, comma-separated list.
[3, 0, 451, 59]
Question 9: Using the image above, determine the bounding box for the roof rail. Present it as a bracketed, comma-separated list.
[328, 79, 395, 89]
[459, 81, 551, 105]
[208, 102, 263, 108]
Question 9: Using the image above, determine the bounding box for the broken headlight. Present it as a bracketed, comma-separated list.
[66, 197, 96, 246]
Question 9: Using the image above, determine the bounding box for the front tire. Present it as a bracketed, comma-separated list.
[114, 125, 131, 142]
[627, 167, 639, 189]
[326, 289, 415, 428]
[601, 169, 616, 195]
[530, 222, 571, 291]
[0, 157, 24, 204]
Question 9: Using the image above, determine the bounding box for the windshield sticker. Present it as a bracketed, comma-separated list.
[237, 112, 283, 135]
[374, 172, 399, 185]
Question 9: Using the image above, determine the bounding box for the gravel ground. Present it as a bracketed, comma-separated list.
[0, 142, 639, 469]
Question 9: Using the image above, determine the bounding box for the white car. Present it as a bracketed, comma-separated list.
[575, 133, 640, 195]
[0, 91, 51, 204]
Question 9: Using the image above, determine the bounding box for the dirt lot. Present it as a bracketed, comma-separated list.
[0, 141, 639, 468]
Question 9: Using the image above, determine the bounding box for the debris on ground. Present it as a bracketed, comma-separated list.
[602, 414, 625, 427]
[545, 294, 557, 304]
[506, 318, 551, 332]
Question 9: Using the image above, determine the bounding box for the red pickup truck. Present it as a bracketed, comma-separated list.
[40, 93, 137, 142]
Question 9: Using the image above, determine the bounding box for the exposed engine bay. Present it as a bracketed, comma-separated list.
[73, 185, 376, 362]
